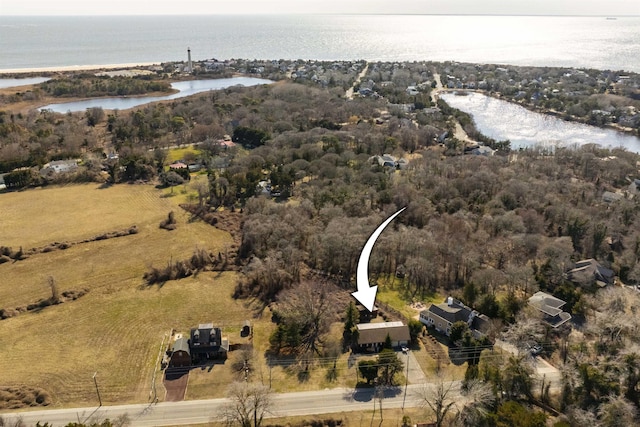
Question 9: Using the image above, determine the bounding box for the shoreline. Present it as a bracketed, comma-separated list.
[0, 62, 161, 75]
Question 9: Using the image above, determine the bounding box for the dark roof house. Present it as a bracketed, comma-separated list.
[420, 297, 490, 338]
[189, 323, 229, 361]
[356, 321, 410, 352]
[528, 291, 572, 328]
[567, 259, 615, 288]
[355, 303, 378, 322]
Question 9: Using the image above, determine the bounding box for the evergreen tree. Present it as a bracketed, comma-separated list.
[383, 333, 393, 350]
[377, 348, 403, 386]
[358, 359, 379, 385]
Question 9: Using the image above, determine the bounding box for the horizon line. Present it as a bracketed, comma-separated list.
[2, 13, 639, 17]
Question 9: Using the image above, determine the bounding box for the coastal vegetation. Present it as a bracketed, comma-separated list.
[2, 59, 640, 425]
[39, 74, 172, 98]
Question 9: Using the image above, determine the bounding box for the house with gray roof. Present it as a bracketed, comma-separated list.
[420, 297, 490, 339]
[528, 291, 572, 328]
[39, 159, 78, 177]
[602, 191, 623, 204]
[356, 321, 410, 352]
[567, 259, 614, 288]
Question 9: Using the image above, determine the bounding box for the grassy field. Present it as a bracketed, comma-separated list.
[0, 183, 238, 407]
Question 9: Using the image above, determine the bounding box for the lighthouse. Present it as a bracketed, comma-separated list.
[187, 47, 193, 74]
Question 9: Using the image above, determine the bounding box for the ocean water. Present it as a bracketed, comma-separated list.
[1, 15, 639, 72]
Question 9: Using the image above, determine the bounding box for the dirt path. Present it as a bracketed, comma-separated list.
[431, 72, 479, 146]
[431, 72, 443, 105]
[345, 62, 369, 100]
[453, 120, 477, 144]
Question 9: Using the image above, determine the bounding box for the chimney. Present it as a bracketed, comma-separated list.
[187, 47, 193, 74]
[447, 296, 453, 306]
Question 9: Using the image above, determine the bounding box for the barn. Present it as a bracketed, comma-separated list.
[169, 337, 191, 367]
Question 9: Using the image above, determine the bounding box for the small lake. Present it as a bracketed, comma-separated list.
[0, 77, 50, 89]
[39, 77, 273, 113]
[440, 92, 640, 154]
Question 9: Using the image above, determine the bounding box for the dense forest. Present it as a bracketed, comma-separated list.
[2, 60, 640, 425]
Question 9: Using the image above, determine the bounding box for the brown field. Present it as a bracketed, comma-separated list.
[0, 183, 239, 408]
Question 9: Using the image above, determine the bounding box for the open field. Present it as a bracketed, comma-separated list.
[0, 183, 234, 308]
[0, 183, 239, 407]
[1, 183, 193, 248]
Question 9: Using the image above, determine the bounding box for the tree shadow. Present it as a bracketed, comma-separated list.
[297, 368, 310, 383]
[345, 386, 402, 402]
[97, 182, 113, 190]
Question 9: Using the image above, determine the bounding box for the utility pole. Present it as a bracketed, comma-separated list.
[93, 372, 102, 407]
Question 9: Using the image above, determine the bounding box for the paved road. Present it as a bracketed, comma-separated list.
[1, 383, 462, 427]
[345, 62, 370, 100]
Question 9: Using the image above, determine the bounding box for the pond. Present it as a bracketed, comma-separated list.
[39, 77, 273, 113]
[440, 92, 640, 154]
[0, 77, 50, 89]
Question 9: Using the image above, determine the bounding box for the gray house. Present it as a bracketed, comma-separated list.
[39, 159, 79, 177]
[420, 297, 490, 338]
[528, 291, 572, 328]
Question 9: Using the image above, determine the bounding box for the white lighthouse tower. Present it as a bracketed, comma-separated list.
[186, 47, 193, 74]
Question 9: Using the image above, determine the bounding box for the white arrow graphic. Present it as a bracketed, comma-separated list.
[352, 207, 406, 312]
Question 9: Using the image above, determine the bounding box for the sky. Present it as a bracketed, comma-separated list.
[1, 0, 639, 16]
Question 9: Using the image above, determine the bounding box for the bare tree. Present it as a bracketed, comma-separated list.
[273, 280, 340, 355]
[565, 406, 600, 427]
[416, 378, 460, 427]
[598, 395, 637, 427]
[457, 379, 496, 427]
[500, 309, 545, 353]
[223, 382, 272, 427]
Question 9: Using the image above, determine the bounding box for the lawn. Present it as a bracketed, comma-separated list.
[166, 146, 202, 164]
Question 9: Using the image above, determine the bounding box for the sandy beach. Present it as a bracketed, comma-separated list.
[0, 62, 161, 75]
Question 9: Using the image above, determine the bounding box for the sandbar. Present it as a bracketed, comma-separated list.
[0, 62, 161, 75]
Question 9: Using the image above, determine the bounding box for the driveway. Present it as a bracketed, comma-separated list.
[404, 350, 427, 384]
[163, 367, 190, 402]
[495, 339, 561, 392]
